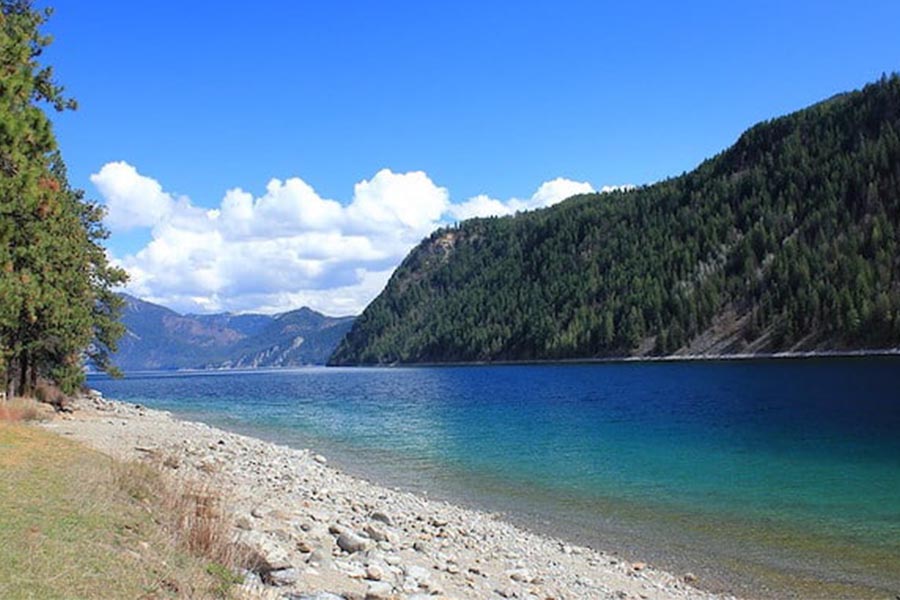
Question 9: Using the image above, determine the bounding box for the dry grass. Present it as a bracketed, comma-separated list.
[115, 460, 247, 574]
[0, 397, 44, 422]
[32, 381, 70, 411]
[0, 423, 242, 599]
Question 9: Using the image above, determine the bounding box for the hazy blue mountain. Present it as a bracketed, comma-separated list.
[113, 295, 354, 371]
[203, 307, 356, 369]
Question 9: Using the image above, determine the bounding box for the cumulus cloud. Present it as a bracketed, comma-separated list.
[447, 177, 596, 221]
[347, 169, 450, 234]
[91, 161, 178, 231]
[95, 162, 625, 315]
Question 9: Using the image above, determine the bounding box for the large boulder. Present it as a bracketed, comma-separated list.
[238, 529, 293, 572]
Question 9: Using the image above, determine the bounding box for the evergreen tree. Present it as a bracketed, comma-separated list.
[0, 1, 127, 397]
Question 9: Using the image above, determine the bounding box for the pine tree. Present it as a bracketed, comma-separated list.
[0, 1, 127, 398]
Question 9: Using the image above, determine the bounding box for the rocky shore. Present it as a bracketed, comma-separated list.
[42, 394, 738, 600]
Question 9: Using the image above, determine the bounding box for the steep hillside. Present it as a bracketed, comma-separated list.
[331, 75, 900, 365]
[113, 296, 354, 371]
[203, 308, 355, 369]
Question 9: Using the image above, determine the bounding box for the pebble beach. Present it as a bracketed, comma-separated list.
[42, 394, 738, 600]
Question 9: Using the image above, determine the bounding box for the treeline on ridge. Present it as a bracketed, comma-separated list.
[331, 74, 900, 364]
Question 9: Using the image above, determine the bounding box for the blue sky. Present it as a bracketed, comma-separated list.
[42, 0, 900, 315]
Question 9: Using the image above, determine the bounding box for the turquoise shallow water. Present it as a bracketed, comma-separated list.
[89, 358, 900, 598]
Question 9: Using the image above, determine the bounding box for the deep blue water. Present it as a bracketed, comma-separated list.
[88, 358, 900, 597]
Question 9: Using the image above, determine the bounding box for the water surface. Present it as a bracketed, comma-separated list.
[89, 358, 900, 598]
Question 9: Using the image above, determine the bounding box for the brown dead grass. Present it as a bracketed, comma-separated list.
[33, 381, 71, 411]
[115, 460, 247, 573]
[0, 397, 43, 422]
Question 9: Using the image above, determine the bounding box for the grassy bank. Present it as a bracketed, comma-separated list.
[0, 420, 240, 599]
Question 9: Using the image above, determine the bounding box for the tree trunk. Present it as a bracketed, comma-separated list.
[6, 360, 18, 399]
[18, 351, 29, 398]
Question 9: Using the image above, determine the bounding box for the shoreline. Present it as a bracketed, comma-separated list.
[330, 346, 900, 369]
[42, 393, 736, 600]
[95, 347, 900, 376]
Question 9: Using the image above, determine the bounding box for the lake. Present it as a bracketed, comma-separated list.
[88, 358, 900, 598]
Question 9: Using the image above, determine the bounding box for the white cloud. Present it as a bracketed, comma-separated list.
[447, 177, 601, 221]
[449, 194, 516, 220]
[95, 162, 625, 315]
[90, 161, 177, 231]
[347, 169, 450, 234]
[599, 183, 637, 194]
[530, 177, 595, 209]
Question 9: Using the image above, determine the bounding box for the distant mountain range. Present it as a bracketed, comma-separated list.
[112, 295, 354, 371]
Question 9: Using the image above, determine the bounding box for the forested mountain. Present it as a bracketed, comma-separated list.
[331, 75, 900, 365]
[114, 295, 354, 371]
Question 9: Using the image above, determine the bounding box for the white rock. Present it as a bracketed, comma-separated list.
[337, 531, 368, 553]
[404, 564, 431, 583]
[364, 581, 394, 600]
[365, 564, 384, 581]
[263, 567, 299, 586]
[238, 530, 292, 572]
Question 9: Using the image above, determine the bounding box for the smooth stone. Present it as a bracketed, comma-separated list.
[364, 523, 389, 542]
[337, 531, 368, 553]
[364, 581, 394, 600]
[370, 511, 394, 526]
[329, 523, 347, 535]
[365, 564, 384, 581]
[508, 569, 531, 583]
[308, 547, 333, 568]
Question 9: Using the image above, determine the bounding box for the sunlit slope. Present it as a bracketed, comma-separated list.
[332, 75, 900, 364]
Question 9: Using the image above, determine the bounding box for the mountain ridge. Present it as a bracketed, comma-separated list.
[331, 75, 900, 365]
[113, 294, 355, 371]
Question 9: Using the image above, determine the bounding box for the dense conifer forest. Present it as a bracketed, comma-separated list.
[0, 2, 125, 397]
[331, 75, 900, 364]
